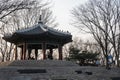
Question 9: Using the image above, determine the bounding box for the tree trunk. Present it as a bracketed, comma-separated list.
[116, 55, 120, 67]
[105, 56, 109, 69]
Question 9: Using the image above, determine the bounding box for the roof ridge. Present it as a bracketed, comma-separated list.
[16, 25, 37, 33]
[39, 23, 48, 32]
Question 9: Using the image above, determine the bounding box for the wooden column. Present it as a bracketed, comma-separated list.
[21, 46, 23, 60]
[28, 48, 32, 60]
[35, 48, 38, 60]
[48, 48, 53, 60]
[49, 48, 53, 59]
[58, 44, 63, 60]
[42, 42, 46, 59]
[15, 45, 18, 60]
[23, 43, 27, 60]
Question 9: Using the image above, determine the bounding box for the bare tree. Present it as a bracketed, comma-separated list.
[0, 0, 37, 23]
[7, 1, 57, 30]
[0, 0, 58, 62]
[72, 0, 120, 67]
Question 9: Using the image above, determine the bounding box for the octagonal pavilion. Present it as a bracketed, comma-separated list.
[3, 17, 72, 60]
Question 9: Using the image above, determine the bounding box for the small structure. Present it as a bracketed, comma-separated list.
[3, 16, 72, 60]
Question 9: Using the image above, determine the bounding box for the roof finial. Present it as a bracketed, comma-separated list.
[38, 15, 43, 24]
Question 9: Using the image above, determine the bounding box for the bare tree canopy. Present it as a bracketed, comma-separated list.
[0, 0, 37, 22]
[0, 0, 57, 32]
[72, 0, 120, 67]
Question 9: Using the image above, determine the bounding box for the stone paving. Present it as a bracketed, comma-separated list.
[0, 60, 120, 80]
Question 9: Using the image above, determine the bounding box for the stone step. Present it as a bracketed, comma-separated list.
[8, 60, 78, 67]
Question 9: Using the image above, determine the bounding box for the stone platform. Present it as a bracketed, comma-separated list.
[0, 60, 120, 80]
[0, 60, 81, 80]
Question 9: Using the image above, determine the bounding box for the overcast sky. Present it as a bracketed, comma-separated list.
[51, 0, 91, 39]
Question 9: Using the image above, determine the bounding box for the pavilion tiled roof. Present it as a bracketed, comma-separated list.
[3, 21, 72, 45]
[15, 22, 71, 36]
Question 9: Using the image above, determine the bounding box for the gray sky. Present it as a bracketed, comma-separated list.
[51, 0, 90, 39]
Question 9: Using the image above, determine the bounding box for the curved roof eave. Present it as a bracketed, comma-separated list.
[14, 22, 72, 37]
[3, 22, 72, 44]
[47, 27, 71, 37]
[15, 23, 48, 35]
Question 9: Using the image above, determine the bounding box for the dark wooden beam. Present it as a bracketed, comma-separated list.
[21, 46, 23, 60]
[58, 44, 63, 60]
[35, 48, 38, 60]
[14, 45, 18, 60]
[23, 43, 27, 60]
[28, 48, 32, 60]
[42, 42, 46, 59]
